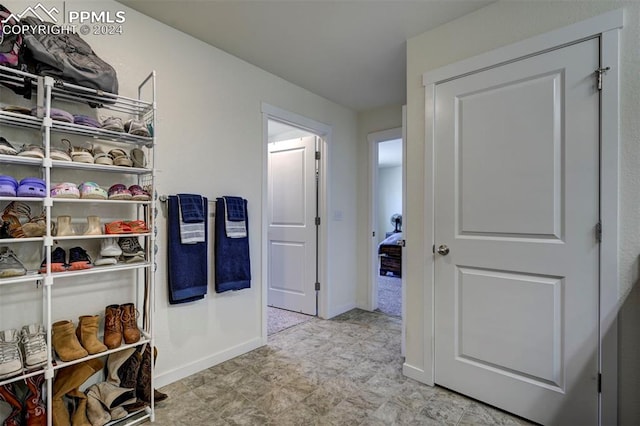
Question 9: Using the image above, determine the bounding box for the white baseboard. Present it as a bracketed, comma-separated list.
[403, 362, 433, 385]
[326, 302, 357, 319]
[154, 337, 263, 388]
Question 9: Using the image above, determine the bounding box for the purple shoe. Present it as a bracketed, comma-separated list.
[31, 107, 74, 123]
[17, 177, 46, 198]
[73, 115, 101, 128]
[0, 175, 18, 197]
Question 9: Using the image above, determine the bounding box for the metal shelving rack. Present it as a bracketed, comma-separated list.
[0, 65, 157, 425]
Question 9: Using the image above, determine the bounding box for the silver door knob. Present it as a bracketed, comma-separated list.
[437, 245, 450, 256]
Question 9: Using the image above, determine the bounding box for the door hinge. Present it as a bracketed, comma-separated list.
[315, 282, 320, 291]
[595, 67, 610, 91]
[432, 244, 435, 254]
[372, 231, 375, 237]
[315, 217, 321, 226]
[595, 221, 602, 243]
[315, 151, 321, 160]
[597, 372, 602, 393]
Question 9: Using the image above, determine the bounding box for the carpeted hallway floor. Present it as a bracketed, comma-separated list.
[376, 275, 401, 317]
[267, 306, 314, 335]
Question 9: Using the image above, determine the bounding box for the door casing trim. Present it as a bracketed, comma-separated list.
[418, 9, 622, 425]
[261, 103, 332, 338]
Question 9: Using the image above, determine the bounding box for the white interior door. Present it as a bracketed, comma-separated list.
[434, 39, 600, 424]
[268, 136, 317, 315]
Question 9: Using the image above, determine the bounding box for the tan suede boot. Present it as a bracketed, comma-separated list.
[52, 320, 88, 362]
[76, 315, 107, 354]
[103, 305, 122, 349]
[52, 358, 103, 426]
[120, 303, 141, 344]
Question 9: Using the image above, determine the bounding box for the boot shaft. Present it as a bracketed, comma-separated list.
[24, 374, 46, 426]
[76, 315, 107, 355]
[52, 320, 88, 362]
[0, 382, 23, 426]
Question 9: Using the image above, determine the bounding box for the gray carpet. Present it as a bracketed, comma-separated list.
[377, 275, 401, 317]
[267, 306, 313, 335]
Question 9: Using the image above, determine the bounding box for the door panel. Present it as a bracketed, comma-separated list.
[434, 39, 599, 425]
[267, 136, 317, 315]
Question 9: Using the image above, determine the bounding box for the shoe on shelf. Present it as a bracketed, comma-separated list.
[51, 139, 72, 162]
[0, 247, 27, 278]
[124, 119, 150, 137]
[120, 303, 141, 344]
[17, 144, 44, 159]
[128, 185, 150, 201]
[20, 324, 47, 369]
[51, 320, 88, 362]
[39, 246, 68, 273]
[17, 177, 46, 198]
[84, 215, 102, 235]
[105, 221, 132, 235]
[51, 182, 80, 199]
[122, 255, 144, 264]
[94, 256, 118, 266]
[100, 116, 124, 132]
[118, 237, 144, 257]
[55, 215, 75, 236]
[68, 246, 93, 271]
[0, 137, 17, 156]
[93, 146, 114, 166]
[79, 182, 107, 200]
[0, 175, 18, 196]
[124, 220, 149, 234]
[0, 329, 23, 379]
[100, 238, 122, 257]
[109, 149, 133, 167]
[108, 184, 132, 200]
[130, 148, 146, 168]
[69, 142, 94, 164]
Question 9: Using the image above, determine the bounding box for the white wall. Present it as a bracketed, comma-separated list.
[1, 0, 359, 387]
[355, 105, 402, 308]
[377, 166, 402, 244]
[405, 1, 640, 423]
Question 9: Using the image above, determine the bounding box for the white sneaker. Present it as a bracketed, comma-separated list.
[94, 256, 118, 266]
[21, 324, 47, 368]
[0, 329, 23, 379]
[100, 238, 122, 257]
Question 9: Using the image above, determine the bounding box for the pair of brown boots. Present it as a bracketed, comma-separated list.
[104, 303, 141, 349]
[52, 316, 107, 362]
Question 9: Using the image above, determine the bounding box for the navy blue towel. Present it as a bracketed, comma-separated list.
[215, 197, 251, 293]
[168, 195, 208, 304]
[177, 193, 205, 223]
[223, 196, 246, 221]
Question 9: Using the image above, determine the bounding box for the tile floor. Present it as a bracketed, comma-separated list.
[149, 309, 531, 425]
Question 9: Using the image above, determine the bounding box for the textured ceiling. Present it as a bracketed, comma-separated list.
[119, 0, 493, 111]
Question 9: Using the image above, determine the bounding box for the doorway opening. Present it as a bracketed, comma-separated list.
[375, 138, 403, 318]
[368, 125, 405, 341]
[264, 118, 320, 336]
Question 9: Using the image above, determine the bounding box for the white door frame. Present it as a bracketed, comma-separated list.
[261, 103, 332, 340]
[367, 123, 407, 356]
[418, 10, 622, 425]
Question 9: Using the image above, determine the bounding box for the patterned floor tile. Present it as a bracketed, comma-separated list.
[147, 309, 529, 426]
